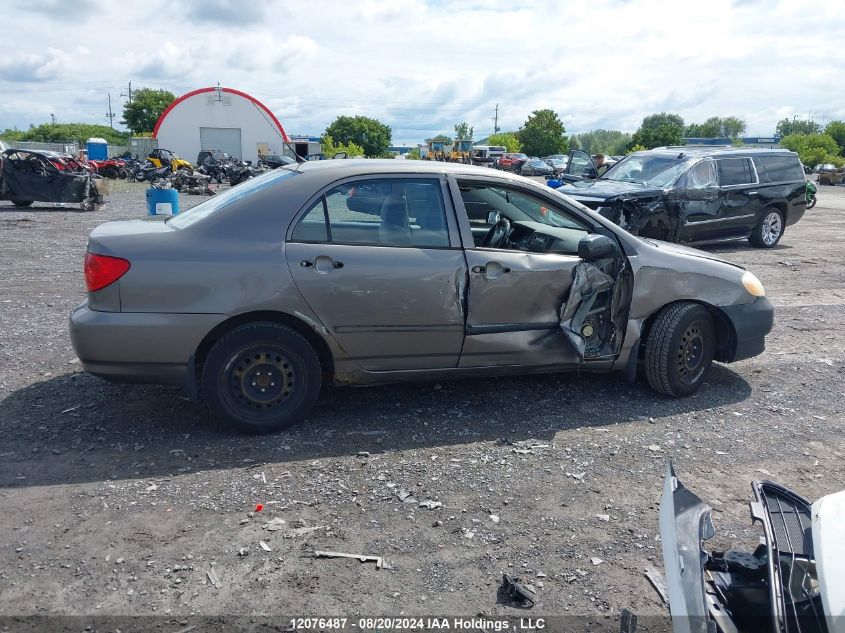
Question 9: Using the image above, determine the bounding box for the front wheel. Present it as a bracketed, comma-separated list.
[644, 302, 715, 397]
[749, 208, 784, 248]
[201, 322, 323, 433]
[806, 196, 817, 210]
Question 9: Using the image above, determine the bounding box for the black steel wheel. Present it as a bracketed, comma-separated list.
[645, 302, 715, 397]
[201, 322, 322, 433]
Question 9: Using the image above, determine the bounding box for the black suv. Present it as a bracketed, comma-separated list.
[551, 147, 807, 248]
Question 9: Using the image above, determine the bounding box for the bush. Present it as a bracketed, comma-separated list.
[781, 133, 841, 167]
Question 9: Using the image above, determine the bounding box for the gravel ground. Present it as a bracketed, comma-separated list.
[0, 178, 843, 627]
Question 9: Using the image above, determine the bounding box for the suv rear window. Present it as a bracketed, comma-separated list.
[716, 157, 756, 186]
[752, 154, 803, 183]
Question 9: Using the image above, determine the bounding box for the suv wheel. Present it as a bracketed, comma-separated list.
[201, 322, 322, 433]
[749, 208, 784, 248]
[645, 303, 715, 397]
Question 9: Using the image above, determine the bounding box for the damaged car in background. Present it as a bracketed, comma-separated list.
[662, 461, 845, 633]
[548, 147, 807, 248]
[71, 161, 773, 433]
[1, 148, 104, 210]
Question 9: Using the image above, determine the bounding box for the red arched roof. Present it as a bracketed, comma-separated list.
[152, 87, 290, 142]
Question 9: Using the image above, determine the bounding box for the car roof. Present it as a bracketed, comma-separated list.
[293, 158, 538, 183]
[641, 146, 797, 158]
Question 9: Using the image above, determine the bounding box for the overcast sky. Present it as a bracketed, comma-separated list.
[1, 0, 843, 144]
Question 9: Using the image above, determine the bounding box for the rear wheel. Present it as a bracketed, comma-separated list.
[749, 208, 784, 248]
[644, 302, 715, 397]
[103, 167, 118, 179]
[201, 322, 322, 433]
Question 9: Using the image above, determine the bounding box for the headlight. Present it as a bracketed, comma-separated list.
[742, 271, 766, 297]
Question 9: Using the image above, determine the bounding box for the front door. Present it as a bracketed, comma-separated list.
[286, 176, 466, 371]
[563, 149, 598, 182]
[451, 179, 612, 368]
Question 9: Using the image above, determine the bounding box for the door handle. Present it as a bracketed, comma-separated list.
[473, 262, 511, 277]
[300, 260, 314, 267]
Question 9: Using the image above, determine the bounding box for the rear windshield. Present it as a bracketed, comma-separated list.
[167, 169, 298, 228]
[752, 154, 803, 183]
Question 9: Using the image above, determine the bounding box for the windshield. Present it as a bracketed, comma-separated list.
[601, 154, 694, 187]
[167, 169, 298, 228]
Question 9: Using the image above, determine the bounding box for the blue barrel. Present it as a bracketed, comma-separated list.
[146, 187, 180, 216]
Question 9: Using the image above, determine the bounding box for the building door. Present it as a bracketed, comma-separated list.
[199, 127, 242, 159]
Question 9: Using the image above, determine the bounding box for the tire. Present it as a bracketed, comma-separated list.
[807, 196, 817, 210]
[201, 322, 322, 433]
[103, 167, 118, 179]
[749, 208, 784, 248]
[644, 302, 715, 397]
[12, 200, 33, 207]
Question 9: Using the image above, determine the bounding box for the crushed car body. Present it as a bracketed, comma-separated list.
[0, 149, 103, 210]
[661, 460, 845, 633]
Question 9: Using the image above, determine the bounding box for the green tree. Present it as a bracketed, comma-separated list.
[454, 122, 473, 141]
[823, 121, 845, 156]
[780, 133, 842, 167]
[430, 133, 452, 142]
[569, 129, 631, 155]
[405, 147, 421, 160]
[120, 88, 176, 134]
[630, 112, 684, 149]
[325, 115, 391, 157]
[626, 143, 647, 154]
[320, 134, 365, 158]
[686, 116, 746, 139]
[6, 122, 128, 144]
[487, 132, 521, 152]
[775, 118, 822, 137]
[516, 109, 567, 157]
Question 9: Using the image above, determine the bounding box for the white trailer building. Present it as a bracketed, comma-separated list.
[152, 86, 290, 165]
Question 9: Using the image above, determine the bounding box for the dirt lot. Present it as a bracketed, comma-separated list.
[1, 178, 844, 629]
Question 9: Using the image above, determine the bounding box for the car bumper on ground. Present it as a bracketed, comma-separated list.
[69, 302, 226, 385]
[719, 296, 775, 362]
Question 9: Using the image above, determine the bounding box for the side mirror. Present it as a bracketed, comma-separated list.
[487, 210, 501, 225]
[578, 234, 618, 261]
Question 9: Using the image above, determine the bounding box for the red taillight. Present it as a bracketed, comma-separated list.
[84, 252, 130, 292]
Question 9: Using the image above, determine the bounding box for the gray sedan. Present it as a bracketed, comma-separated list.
[71, 161, 774, 433]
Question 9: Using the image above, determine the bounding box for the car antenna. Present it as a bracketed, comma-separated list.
[677, 152, 685, 159]
[282, 139, 309, 169]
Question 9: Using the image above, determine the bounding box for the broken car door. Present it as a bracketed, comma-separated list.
[562, 149, 598, 183]
[677, 159, 725, 242]
[286, 176, 466, 371]
[451, 180, 630, 367]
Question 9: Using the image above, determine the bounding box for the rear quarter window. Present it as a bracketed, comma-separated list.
[752, 154, 804, 183]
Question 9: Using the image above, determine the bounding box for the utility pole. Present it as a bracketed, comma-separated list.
[120, 80, 133, 104]
[50, 113, 56, 124]
[492, 103, 500, 135]
[106, 93, 115, 128]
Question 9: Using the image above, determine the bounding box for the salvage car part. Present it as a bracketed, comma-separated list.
[661, 460, 844, 633]
[0, 149, 103, 210]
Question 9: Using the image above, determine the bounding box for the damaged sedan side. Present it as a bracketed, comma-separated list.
[0, 149, 103, 210]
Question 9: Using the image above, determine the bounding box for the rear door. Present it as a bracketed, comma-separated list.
[714, 156, 762, 238]
[286, 175, 467, 371]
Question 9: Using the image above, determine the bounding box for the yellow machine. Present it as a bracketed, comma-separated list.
[423, 139, 452, 161]
[449, 139, 474, 164]
[147, 148, 193, 171]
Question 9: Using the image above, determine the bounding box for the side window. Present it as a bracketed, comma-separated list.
[568, 150, 596, 178]
[716, 157, 756, 186]
[687, 160, 717, 188]
[290, 178, 450, 247]
[753, 155, 803, 183]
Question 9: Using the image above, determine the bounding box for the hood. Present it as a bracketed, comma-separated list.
[558, 178, 663, 199]
[643, 239, 744, 269]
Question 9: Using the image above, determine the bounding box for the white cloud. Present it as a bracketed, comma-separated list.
[0, 0, 843, 142]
